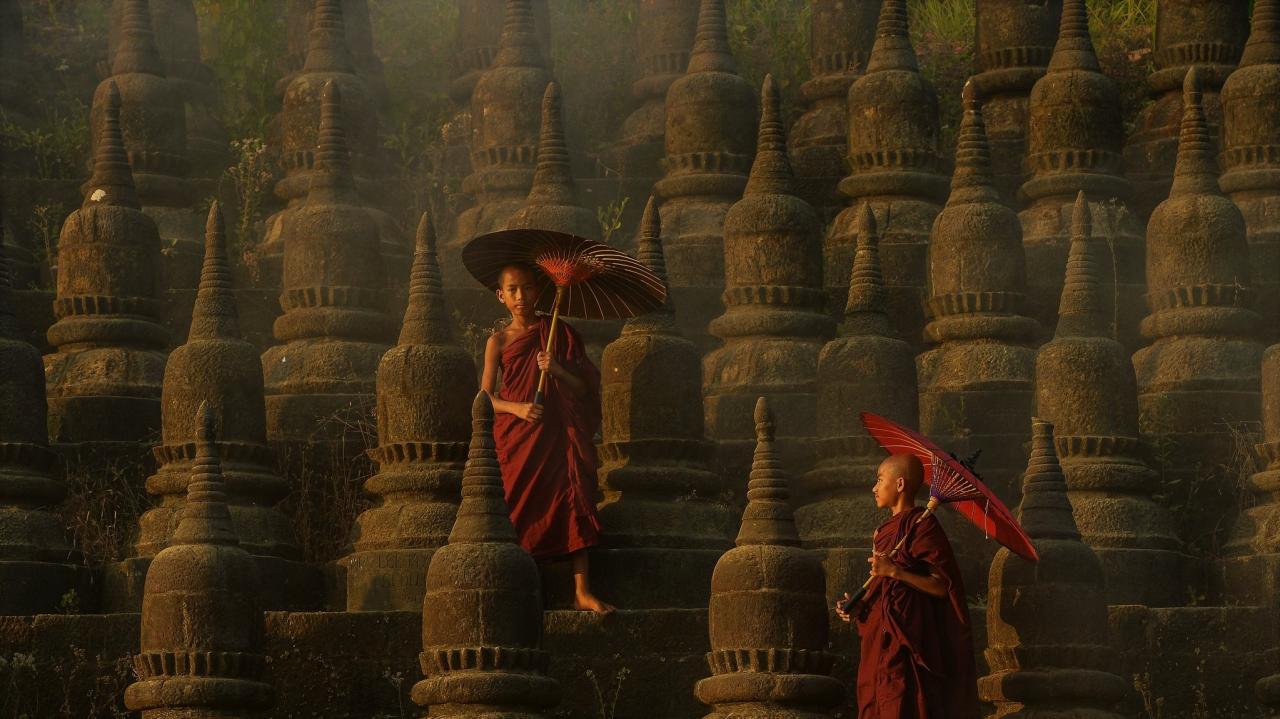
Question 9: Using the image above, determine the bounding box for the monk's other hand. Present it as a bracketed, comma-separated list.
[868, 552, 898, 579]
[834, 592, 852, 623]
[536, 350, 561, 375]
[515, 402, 543, 423]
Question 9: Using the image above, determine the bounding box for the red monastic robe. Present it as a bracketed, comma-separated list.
[854, 506, 979, 719]
[493, 317, 603, 560]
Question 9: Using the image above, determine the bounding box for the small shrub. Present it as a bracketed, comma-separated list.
[0, 92, 89, 180]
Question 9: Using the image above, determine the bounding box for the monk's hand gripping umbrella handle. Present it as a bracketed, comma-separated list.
[533, 285, 566, 406]
[838, 502, 939, 614]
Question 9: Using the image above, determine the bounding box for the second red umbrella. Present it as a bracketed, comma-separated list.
[840, 412, 1038, 612]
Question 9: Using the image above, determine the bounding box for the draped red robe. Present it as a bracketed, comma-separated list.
[492, 316, 603, 560]
[854, 506, 979, 719]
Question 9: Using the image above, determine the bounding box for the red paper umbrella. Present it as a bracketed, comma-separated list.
[838, 412, 1039, 613]
[462, 228, 666, 404]
[859, 412, 1038, 562]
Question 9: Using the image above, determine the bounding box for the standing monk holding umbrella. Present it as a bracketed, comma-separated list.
[465, 229, 667, 616]
[836, 413, 1039, 718]
[835, 453, 978, 718]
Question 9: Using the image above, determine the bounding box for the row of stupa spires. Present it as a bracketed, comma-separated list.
[50, 370, 1149, 719]
[16, 0, 1276, 365]
[9, 0, 1280, 617]
[6, 42, 1279, 621]
[6, 188, 1274, 714]
[9, 0, 1278, 352]
[2, 0, 1280, 616]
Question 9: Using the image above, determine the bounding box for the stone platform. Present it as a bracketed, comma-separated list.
[0, 602, 1267, 718]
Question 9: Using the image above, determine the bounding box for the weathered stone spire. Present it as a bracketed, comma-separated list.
[865, 0, 915, 73]
[743, 74, 794, 197]
[921, 81, 1037, 590]
[1036, 194, 1184, 605]
[705, 75, 830, 490]
[113, 0, 165, 77]
[925, 83, 1035, 346]
[1222, 0, 1280, 340]
[1170, 67, 1220, 196]
[687, 0, 735, 74]
[603, 0, 699, 176]
[279, 0, 389, 107]
[1055, 192, 1110, 338]
[843, 204, 888, 333]
[303, 0, 355, 73]
[399, 213, 452, 346]
[311, 80, 357, 198]
[736, 397, 800, 547]
[85, 81, 139, 210]
[527, 82, 574, 206]
[633, 196, 672, 316]
[94, 0, 198, 312]
[697, 396, 842, 718]
[1019, 419, 1078, 538]
[1241, 0, 1280, 67]
[186, 201, 237, 341]
[507, 81, 599, 241]
[346, 212, 473, 611]
[0, 237, 84, 614]
[108, 0, 230, 179]
[1139, 58, 1263, 565]
[442, 0, 551, 180]
[800, 202, 917, 613]
[596, 199, 734, 608]
[171, 404, 237, 547]
[824, 0, 944, 346]
[1124, 0, 1249, 219]
[979, 419, 1127, 717]
[46, 76, 166, 457]
[264, 77, 391, 452]
[506, 81, 613, 361]
[263, 0, 400, 288]
[412, 392, 559, 717]
[973, 0, 1061, 204]
[447, 0, 553, 285]
[948, 80, 1001, 205]
[789, 0, 878, 217]
[452, 392, 517, 544]
[1021, 0, 1143, 347]
[654, 0, 755, 351]
[126, 401, 273, 718]
[493, 0, 543, 69]
[1049, 0, 1099, 71]
[133, 203, 311, 612]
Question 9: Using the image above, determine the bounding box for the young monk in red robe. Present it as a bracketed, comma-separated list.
[481, 263, 615, 615]
[835, 453, 979, 718]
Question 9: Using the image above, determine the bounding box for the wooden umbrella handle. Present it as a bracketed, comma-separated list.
[532, 285, 566, 406]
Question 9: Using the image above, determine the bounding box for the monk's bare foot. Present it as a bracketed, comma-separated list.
[574, 591, 615, 615]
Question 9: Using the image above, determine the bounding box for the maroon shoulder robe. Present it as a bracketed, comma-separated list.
[493, 316, 603, 560]
[854, 506, 979, 719]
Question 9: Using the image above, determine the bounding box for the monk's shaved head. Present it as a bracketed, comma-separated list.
[880, 453, 924, 498]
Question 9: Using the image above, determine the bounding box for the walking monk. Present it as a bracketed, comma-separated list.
[835, 453, 978, 718]
[481, 263, 615, 615]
